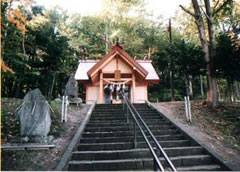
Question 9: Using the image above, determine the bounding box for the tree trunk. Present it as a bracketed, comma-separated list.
[49, 71, 56, 100]
[231, 80, 235, 102]
[184, 74, 190, 96]
[105, 34, 108, 54]
[15, 80, 23, 98]
[169, 19, 175, 101]
[189, 75, 193, 97]
[200, 75, 205, 99]
[216, 79, 222, 102]
[235, 81, 240, 100]
[227, 78, 232, 103]
[191, 0, 218, 107]
[204, 0, 218, 107]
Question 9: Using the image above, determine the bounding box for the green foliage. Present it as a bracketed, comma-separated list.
[1, 98, 22, 143]
[215, 33, 240, 81]
[1, 0, 240, 103]
[1, 109, 20, 143]
[173, 39, 205, 77]
[49, 102, 65, 137]
[149, 89, 183, 102]
[2, 5, 76, 99]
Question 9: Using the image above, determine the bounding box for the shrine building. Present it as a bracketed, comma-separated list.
[74, 43, 159, 104]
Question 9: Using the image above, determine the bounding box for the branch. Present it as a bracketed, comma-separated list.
[99, 35, 112, 48]
[179, 5, 197, 17]
[200, 5, 210, 20]
[213, 0, 233, 16]
[213, 0, 220, 10]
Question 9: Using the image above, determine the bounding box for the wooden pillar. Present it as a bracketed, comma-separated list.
[145, 82, 148, 102]
[99, 70, 103, 103]
[132, 69, 136, 103]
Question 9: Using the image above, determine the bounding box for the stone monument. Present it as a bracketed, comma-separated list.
[17, 88, 52, 143]
[64, 75, 82, 105]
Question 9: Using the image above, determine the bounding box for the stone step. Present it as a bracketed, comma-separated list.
[68, 155, 212, 171]
[91, 113, 163, 118]
[177, 164, 222, 171]
[94, 107, 123, 110]
[82, 129, 180, 138]
[84, 125, 175, 132]
[93, 111, 124, 113]
[72, 146, 204, 160]
[86, 121, 171, 127]
[80, 134, 184, 143]
[66, 103, 229, 171]
[95, 104, 123, 106]
[91, 113, 124, 116]
[86, 119, 166, 124]
[88, 119, 127, 123]
[90, 117, 126, 121]
[77, 140, 190, 151]
[93, 109, 123, 111]
[91, 113, 161, 118]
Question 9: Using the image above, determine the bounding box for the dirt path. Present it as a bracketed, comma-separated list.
[152, 102, 240, 170]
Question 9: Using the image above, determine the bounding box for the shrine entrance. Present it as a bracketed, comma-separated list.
[104, 83, 131, 104]
[104, 88, 111, 104]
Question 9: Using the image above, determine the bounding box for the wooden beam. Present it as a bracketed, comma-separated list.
[116, 55, 119, 71]
[145, 82, 148, 101]
[132, 70, 136, 103]
[99, 70, 103, 103]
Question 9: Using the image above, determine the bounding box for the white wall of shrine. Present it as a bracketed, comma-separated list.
[86, 86, 99, 104]
[135, 85, 148, 103]
[85, 84, 148, 104]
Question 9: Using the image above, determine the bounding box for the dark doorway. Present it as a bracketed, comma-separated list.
[104, 87, 111, 104]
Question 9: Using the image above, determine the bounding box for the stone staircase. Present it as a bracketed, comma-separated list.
[68, 103, 231, 171]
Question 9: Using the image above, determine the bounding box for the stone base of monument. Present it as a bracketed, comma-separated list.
[20, 135, 54, 144]
[68, 97, 82, 106]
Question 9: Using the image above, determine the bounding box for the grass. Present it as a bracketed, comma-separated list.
[192, 102, 240, 149]
[2, 151, 39, 170]
[49, 101, 66, 137]
[1, 99, 22, 143]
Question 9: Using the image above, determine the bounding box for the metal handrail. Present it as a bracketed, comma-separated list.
[121, 92, 164, 171]
[121, 91, 177, 172]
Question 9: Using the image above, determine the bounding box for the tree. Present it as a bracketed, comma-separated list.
[1, 0, 31, 97]
[180, 0, 233, 107]
[215, 33, 240, 102]
[173, 40, 205, 97]
[1, 0, 30, 73]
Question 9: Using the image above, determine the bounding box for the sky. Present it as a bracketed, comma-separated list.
[35, 0, 191, 19]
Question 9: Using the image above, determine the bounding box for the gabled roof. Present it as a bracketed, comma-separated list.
[75, 60, 97, 80]
[74, 43, 160, 83]
[75, 59, 159, 83]
[137, 60, 159, 81]
[87, 43, 148, 77]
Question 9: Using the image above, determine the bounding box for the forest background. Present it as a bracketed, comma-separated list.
[1, 0, 240, 106]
